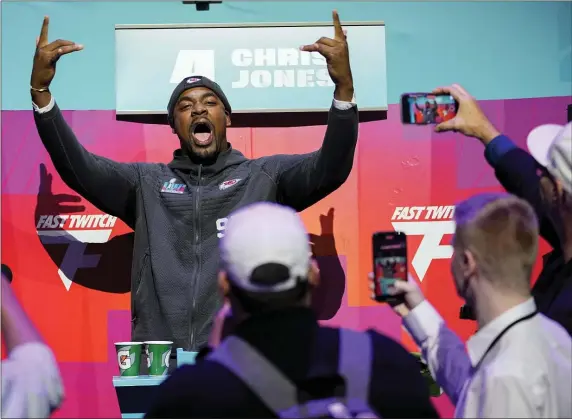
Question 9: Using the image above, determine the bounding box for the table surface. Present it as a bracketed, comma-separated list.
[112, 375, 167, 387]
[112, 349, 197, 388]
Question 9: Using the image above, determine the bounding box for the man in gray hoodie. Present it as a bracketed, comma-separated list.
[29, 11, 359, 356]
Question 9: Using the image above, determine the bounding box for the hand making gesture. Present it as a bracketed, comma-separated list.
[300, 10, 354, 102]
[31, 16, 83, 91]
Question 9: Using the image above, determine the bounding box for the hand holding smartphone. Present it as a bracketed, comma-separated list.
[372, 231, 407, 304]
[401, 93, 459, 125]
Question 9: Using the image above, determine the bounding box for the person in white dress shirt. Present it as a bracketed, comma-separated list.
[1, 273, 64, 418]
[385, 193, 572, 418]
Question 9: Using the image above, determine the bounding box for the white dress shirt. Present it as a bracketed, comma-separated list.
[33, 95, 357, 114]
[1, 342, 64, 418]
[403, 298, 572, 418]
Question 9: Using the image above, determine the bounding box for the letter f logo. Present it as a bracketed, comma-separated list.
[391, 221, 455, 282]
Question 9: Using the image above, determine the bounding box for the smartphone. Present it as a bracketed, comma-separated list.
[401, 93, 459, 125]
[372, 231, 407, 303]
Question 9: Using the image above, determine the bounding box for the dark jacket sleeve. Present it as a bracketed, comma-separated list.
[485, 135, 560, 250]
[34, 102, 139, 226]
[275, 104, 358, 212]
[368, 331, 440, 418]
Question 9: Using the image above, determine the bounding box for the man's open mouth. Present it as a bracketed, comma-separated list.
[190, 120, 214, 146]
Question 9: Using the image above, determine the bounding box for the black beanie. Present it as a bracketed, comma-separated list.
[167, 76, 232, 128]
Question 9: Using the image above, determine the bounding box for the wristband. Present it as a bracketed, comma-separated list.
[30, 86, 49, 92]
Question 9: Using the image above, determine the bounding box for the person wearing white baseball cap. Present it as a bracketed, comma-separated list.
[146, 202, 439, 419]
[433, 83, 572, 335]
[527, 122, 572, 196]
[526, 123, 572, 330]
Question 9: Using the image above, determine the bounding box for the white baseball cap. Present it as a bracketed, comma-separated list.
[219, 202, 311, 293]
[527, 122, 572, 195]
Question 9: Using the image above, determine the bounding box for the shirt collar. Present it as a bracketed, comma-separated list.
[466, 297, 537, 366]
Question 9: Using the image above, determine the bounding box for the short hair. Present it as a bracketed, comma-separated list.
[453, 193, 539, 290]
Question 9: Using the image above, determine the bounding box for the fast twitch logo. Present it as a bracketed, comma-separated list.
[36, 213, 118, 291]
[391, 205, 456, 282]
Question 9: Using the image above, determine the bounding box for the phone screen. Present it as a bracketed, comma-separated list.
[372, 232, 407, 303]
[401, 93, 458, 125]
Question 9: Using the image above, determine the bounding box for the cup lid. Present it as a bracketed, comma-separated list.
[143, 341, 174, 344]
[114, 341, 143, 345]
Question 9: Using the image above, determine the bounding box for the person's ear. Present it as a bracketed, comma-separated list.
[225, 112, 231, 127]
[463, 249, 477, 279]
[308, 259, 320, 289]
[218, 270, 230, 297]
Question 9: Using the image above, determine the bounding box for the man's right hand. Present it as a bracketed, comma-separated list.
[30, 16, 83, 98]
[370, 273, 426, 317]
[387, 274, 426, 317]
[432, 83, 501, 146]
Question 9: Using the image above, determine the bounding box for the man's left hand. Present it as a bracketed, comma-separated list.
[300, 10, 354, 101]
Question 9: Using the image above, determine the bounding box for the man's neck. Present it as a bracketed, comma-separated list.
[474, 288, 531, 329]
[180, 141, 229, 166]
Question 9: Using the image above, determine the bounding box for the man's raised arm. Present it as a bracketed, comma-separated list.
[432, 83, 560, 249]
[31, 17, 138, 225]
[276, 10, 359, 211]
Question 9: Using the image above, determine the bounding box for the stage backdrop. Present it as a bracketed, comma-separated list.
[2, 1, 571, 418]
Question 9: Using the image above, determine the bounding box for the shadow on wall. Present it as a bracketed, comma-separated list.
[309, 208, 345, 320]
[34, 164, 346, 319]
[35, 164, 133, 294]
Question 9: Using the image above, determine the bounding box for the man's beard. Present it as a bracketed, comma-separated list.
[187, 142, 219, 161]
[178, 132, 221, 163]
